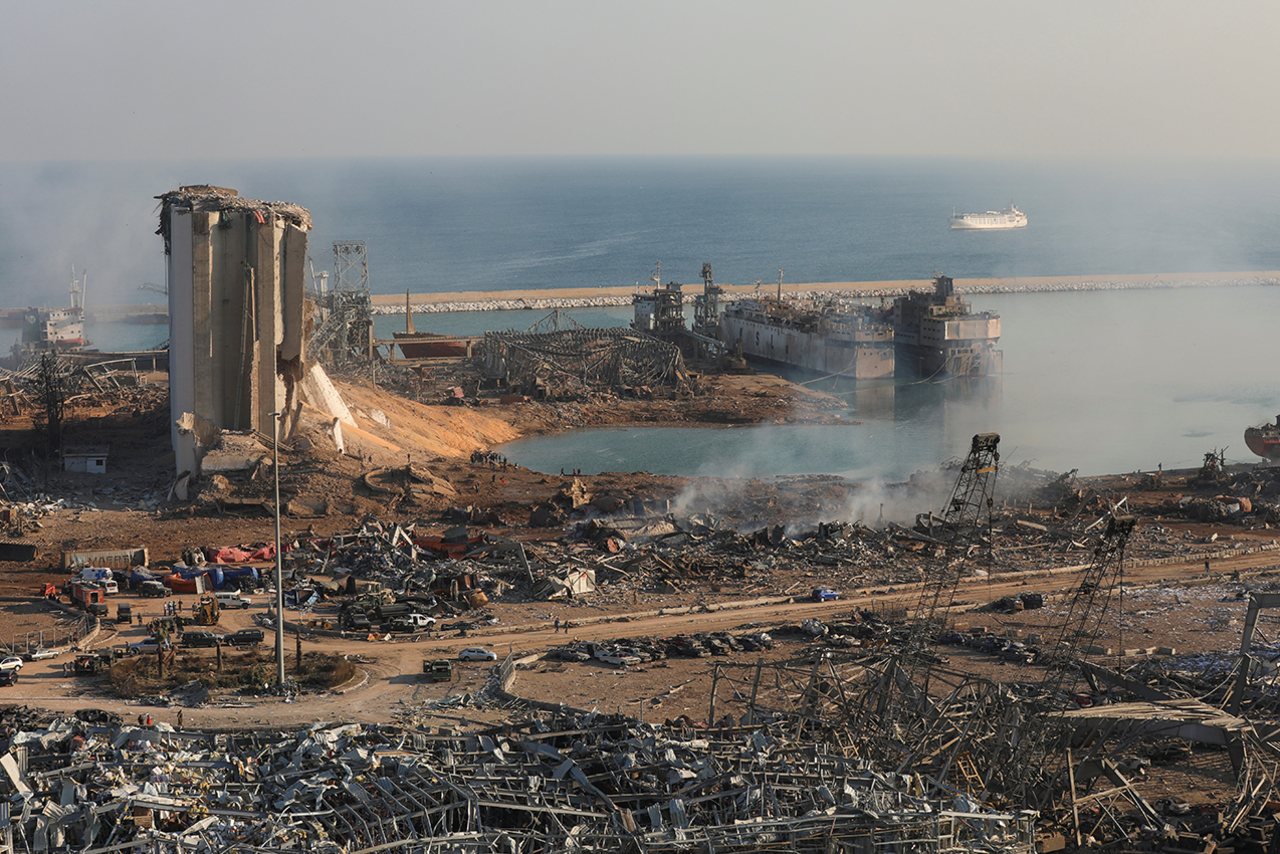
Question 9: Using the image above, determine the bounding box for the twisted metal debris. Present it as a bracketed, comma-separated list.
[480, 328, 694, 397]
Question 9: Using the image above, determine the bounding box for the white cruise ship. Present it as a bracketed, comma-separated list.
[949, 204, 1027, 230]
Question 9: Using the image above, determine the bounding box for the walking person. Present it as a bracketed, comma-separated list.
[177, 709, 183, 729]
[554, 617, 561, 633]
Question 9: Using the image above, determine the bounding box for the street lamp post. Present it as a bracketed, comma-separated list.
[270, 411, 285, 689]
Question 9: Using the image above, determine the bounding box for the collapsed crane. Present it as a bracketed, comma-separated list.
[850, 433, 1002, 772]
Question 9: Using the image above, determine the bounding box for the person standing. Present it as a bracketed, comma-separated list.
[554, 617, 561, 633]
[177, 709, 183, 729]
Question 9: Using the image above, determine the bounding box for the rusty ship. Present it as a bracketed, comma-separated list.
[1246, 415, 1280, 460]
[719, 295, 894, 379]
[393, 291, 468, 358]
[892, 273, 1002, 377]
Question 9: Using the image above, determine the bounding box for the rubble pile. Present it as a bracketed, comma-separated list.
[0, 711, 1035, 854]
[697, 637, 1280, 854]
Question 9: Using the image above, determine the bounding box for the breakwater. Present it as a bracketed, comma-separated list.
[12, 274, 1277, 319]
[373, 273, 1280, 315]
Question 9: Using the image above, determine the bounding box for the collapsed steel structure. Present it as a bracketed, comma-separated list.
[480, 327, 695, 397]
[0, 710, 1034, 854]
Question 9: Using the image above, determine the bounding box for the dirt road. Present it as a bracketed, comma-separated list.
[13, 543, 1274, 730]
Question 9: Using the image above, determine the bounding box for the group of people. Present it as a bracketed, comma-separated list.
[552, 617, 574, 633]
[135, 709, 184, 728]
[470, 450, 510, 470]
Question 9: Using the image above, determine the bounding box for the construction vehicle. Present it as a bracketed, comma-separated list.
[192, 595, 220, 626]
[424, 659, 454, 682]
[38, 583, 57, 601]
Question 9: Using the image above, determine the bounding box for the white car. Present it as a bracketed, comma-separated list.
[458, 647, 497, 662]
[596, 649, 641, 667]
[22, 648, 58, 662]
[0, 656, 24, 671]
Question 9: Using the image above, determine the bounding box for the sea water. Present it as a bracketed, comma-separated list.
[5, 156, 1280, 477]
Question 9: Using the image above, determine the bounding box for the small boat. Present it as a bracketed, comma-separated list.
[950, 204, 1027, 230]
[1245, 415, 1280, 460]
[392, 291, 468, 358]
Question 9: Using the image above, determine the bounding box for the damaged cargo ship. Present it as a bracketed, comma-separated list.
[1246, 415, 1280, 460]
[719, 297, 895, 379]
[892, 274, 1002, 377]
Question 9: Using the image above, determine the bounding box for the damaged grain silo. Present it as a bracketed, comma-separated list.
[157, 186, 351, 481]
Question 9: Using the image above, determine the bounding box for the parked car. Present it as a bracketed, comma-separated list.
[225, 628, 264, 647]
[812, 587, 839, 602]
[126, 639, 172, 656]
[215, 592, 252, 610]
[138, 580, 171, 598]
[403, 613, 437, 630]
[22, 648, 59, 662]
[458, 647, 497, 662]
[0, 669, 17, 687]
[180, 631, 220, 648]
[596, 649, 641, 666]
[0, 656, 23, 671]
[341, 611, 372, 631]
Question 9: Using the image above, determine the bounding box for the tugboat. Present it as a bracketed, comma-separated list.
[1245, 415, 1280, 460]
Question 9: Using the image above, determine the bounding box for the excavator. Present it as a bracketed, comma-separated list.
[191, 595, 221, 626]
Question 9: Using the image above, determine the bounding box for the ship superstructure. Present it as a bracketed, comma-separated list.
[719, 296, 894, 379]
[949, 205, 1027, 230]
[13, 268, 88, 360]
[892, 273, 1002, 377]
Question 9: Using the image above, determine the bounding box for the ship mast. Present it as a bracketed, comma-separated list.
[70, 266, 87, 310]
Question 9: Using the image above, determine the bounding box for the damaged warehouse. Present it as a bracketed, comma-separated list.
[479, 327, 695, 399]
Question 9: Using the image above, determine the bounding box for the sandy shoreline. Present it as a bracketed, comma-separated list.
[373, 270, 1280, 308]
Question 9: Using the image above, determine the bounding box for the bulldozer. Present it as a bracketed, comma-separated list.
[191, 595, 221, 626]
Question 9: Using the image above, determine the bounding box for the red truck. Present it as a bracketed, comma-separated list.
[66, 581, 109, 616]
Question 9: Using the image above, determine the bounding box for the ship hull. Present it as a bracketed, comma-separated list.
[949, 221, 1027, 230]
[394, 332, 468, 358]
[1245, 426, 1280, 459]
[719, 310, 894, 379]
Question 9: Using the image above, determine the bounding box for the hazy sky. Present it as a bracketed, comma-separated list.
[3, 0, 1278, 162]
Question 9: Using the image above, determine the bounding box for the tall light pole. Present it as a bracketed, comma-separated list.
[270, 411, 285, 689]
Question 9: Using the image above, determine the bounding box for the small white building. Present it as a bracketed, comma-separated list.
[63, 445, 109, 474]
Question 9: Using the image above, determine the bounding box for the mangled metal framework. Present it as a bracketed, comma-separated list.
[704, 510, 1280, 849]
[0, 710, 1034, 854]
[481, 327, 694, 397]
